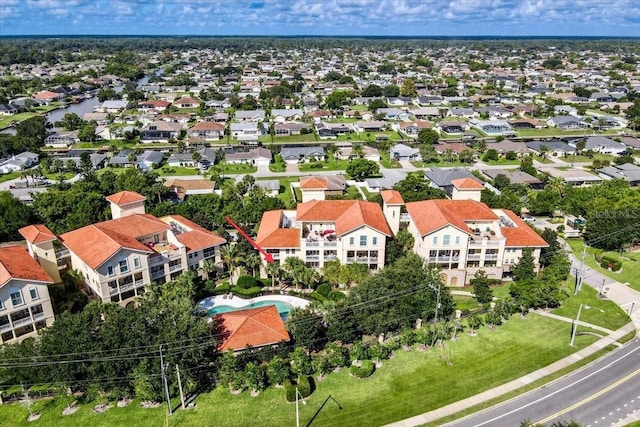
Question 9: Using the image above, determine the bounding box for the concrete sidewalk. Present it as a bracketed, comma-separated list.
[385, 321, 636, 427]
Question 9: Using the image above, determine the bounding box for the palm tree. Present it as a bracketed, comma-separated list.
[576, 140, 586, 155]
[539, 144, 550, 159]
[243, 252, 262, 277]
[266, 262, 283, 288]
[283, 257, 305, 292]
[220, 244, 245, 286]
[192, 151, 202, 167]
[546, 177, 568, 198]
[443, 148, 457, 164]
[199, 259, 218, 281]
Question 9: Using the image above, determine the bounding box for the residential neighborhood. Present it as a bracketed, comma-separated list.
[0, 34, 640, 427]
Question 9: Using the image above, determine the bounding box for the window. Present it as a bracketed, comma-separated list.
[107, 265, 115, 276]
[119, 259, 129, 274]
[372, 237, 378, 245]
[29, 287, 39, 301]
[133, 256, 141, 268]
[10, 290, 23, 307]
[360, 236, 367, 246]
[349, 236, 354, 245]
[443, 235, 451, 245]
[432, 236, 438, 245]
[455, 236, 460, 245]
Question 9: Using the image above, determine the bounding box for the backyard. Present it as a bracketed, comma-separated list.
[0, 314, 605, 427]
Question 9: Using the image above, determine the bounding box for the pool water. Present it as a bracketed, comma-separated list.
[207, 300, 294, 320]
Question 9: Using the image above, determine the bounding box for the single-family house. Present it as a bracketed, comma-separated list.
[280, 146, 326, 164]
[164, 178, 216, 201]
[376, 108, 409, 120]
[424, 167, 483, 196]
[481, 169, 544, 189]
[271, 109, 304, 123]
[547, 116, 588, 130]
[437, 121, 467, 134]
[542, 168, 602, 186]
[235, 109, 266, 122]
[96, 100, 130, 113]
[225, 147, 272, 166]
[390, 143, 421, 161]
[274, 122, 308, 136]
[572, 136, 626, 155]
[187, 121, 225, 141]
[167, 153, 196, 167]
[597, 163, 640, 186]
[173, 96, 201, 109]
[299, 175, 347, 202]
[230, 122, 262, 141]
[355, 121, 386, 133]
[469, 119, 514, 136]
[525, 140, 576, 157]
[140, 121, 182, 143]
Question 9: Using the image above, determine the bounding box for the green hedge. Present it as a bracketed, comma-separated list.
[316, 284, 331, 297]
[328, 291, 346, 301]
[236, 275, 258, 289]
[309, 292, 328, 303]
[350, 360, 375, 378]
[284, 376, 313, 402]
[232, 286, 262, 298]
[600, 255, 622, 271]
[212, 282, 231, 295]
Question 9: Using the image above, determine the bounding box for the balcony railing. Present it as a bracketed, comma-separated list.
[11, 317, 32, 328]
[169, 264, 183, 272]
[151, 269, 165, 279]
[469, 239, 500, 246]
[149, 255, 165, 266]
[304, 240, 337, 247]
[33, 312, 45, 321]
[485, 254, 499, 260]
[0, 324, 11, 332]
[467, 254, 481, 261]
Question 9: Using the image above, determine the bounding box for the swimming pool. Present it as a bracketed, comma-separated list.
[207, 300, 294, 316]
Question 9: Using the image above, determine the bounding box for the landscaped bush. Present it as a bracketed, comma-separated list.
[600, 255, 622, 271]
[284, 379, 296, 402]
[308, 292, 328, 303]
[350, 360, 375, 378]
[309, 162, 324, 169]
[236, 275, 257, 289]
[297, 375, 312, 398]
[328, 290, 346, 301]
[316, 283, 331, 298]
[232, 286, 262, 298]
[212, 282, 231, 295]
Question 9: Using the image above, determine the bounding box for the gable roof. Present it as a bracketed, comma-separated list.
[256, 210, 301, 248]
[425, 168, 481, 188]
[406, 199, 498, 236]
[160, 215, 226, 251]
[217, 305, 290, 351]
[105, 191, 146, 206]
[19, 224, 57, 244]
[0, 245, 53, 287]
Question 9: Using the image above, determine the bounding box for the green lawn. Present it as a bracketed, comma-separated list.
[415, 159, 469, 168]
[0, 314, 602, 427]
[0, 105, 57, 129]
[482, 158, 521, 166]
[566, 239, 640, 292]
[516, 128, 588, 137]
[261, 176, 301, 206]
[551, 281, 630, 331]
[258, 133, 318, 144]
[560, 153, 616, 164]
[298, 158, 350, 172]
[532, 155, 554, 164]
[0, 172, 21, 183]
[158, 166, 200, 176]
[218, 163, 257, 175]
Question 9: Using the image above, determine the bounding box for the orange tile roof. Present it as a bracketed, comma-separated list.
[105, 191, 146, 206]
[60, 217, 157, 269]
[380, 189, 404, 205]
[19, 224, 57, 244]
[161, 215, 227, 251]
[217, 305, 290, 352]
[98, 214, 170, 238]
[452, 178, 484, 190]
[0, 245, 53, 287]
[299, 177, 329, 190]
[256, 211, 301, 248]
[296, 200, 391, 236]
[499, 210, 549, 247]
[406, 199, 497, 236]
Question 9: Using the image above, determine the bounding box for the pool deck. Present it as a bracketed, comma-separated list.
[197, 294, 310, 311]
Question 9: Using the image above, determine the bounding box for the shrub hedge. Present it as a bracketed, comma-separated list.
[236, 275, 258, 289]
[316, 283, 331, 297]
[350, 360, 375, 378]
[212, 282, 231, 295]
[232, 286, 262, 298]
[283, 376, 313, 402]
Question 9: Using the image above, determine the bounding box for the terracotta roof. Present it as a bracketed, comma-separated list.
[256, 211, 302, 248]
[161, 215, 226, 251]
[406, 200, 497, 236]
[380, 190, 404, 205]
[34, 90, 60, 100]
[300, 177, 329, 190]
[59, 216, 161, 269]
[452, 178, 484, 190]
[217, 305, 290, 352]
[499, 210, 549, 247]
[296, 200, 391, 236]
[19, 224, 57, 244]
[105, 191, 146, 206]
[0, 245, 53, 287]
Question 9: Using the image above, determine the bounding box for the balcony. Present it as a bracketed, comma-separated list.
[135, 278, 145, 287]
[485, 254, 499, 260]
[151, 269, 165, 280]
[169, 264, 183, 273]
[11, 317, 32, 328]
[469, 238, 500, 247]
[467, 254, 481, 261]
[0, 323, 11, 332]
[149, 254, 165, 266]
[306, 256, 320, 261]
[33, 312, 45, 321]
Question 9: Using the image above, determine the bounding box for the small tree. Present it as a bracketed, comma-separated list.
[482, 149, 499, 162]
[471, 270, 494, 304]
[349, 340, 369, 364]
[417, 128, 439, 145]
[467, 313, 484, 336]
[312, 356, 331, 381]
[266, 355, 289, 387]
[325, 341, 349, 369]
[244, 362, 266, 394]
[511, 248, 536, 282]
[290, 347, 312, 376]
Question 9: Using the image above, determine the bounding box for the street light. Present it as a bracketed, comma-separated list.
[295, 387, 306, 427]
[427, 281, 442, 348]
[570, 303, 590, 346]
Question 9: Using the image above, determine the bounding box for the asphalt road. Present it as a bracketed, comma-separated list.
[448, 337, 640, 427]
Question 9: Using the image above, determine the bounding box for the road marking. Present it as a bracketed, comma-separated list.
[534, 368, 640, 425]
[468, 344, 640, 427]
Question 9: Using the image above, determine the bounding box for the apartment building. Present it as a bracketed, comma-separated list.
[59, 191, 226, 304]
[379, 188, 548, 286]
[256, 200, 391, 270]
[0, 245, 55, 345]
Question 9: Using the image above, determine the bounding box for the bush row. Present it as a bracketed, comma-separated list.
[284, 375, 312, 402]
[350, 360, 375, 378]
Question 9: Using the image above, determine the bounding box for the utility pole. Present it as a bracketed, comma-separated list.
[159, 345, 171, 416]
[175, 365, 186, 410]
[574, 245, 587, 295]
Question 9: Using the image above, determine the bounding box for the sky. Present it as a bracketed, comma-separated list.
[1, 0, 639, 37]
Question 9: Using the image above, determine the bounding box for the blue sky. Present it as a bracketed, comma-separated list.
[1, 0, 639, 37]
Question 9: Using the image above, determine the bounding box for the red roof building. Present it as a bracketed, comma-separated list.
[217, 305, 290, 352]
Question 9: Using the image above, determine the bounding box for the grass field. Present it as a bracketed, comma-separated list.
[380, 151, 401, 169]
[158, 166, 200, 176]
[0, 172, 21, 184]
[0, 315, 602, 427]
[298, 158, 350, 172]
[566, 239, 640, 292]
